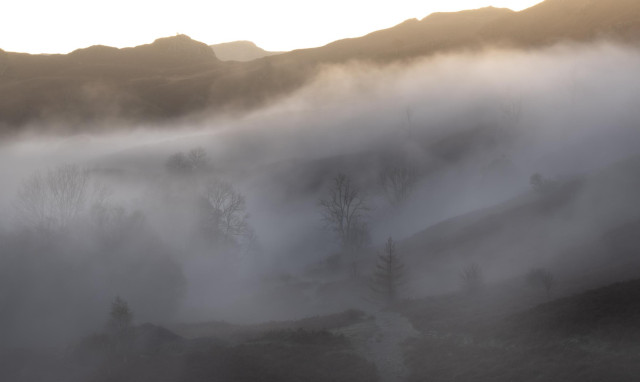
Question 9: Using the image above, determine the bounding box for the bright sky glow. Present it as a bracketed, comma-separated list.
[1, 0, 544, 54]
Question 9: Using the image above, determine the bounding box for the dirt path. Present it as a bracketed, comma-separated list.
[334, 310, 419, 382]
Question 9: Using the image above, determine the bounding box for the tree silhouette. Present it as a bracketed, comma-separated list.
[105, 296, 135, 362]
[319, 174, 370, 250]
[165, 147, 211, 174]
[460, 263, 483, 293]
[165, 152, 193, 174]
[526, 268, 555, 299]
[198, 179, 249, 246]
[319, 173, 370, 276]
[370, 237, 405, 305]
[107, 296, 133, 334]
[15, 164, 95, 231]
[380, 166, 416, 207]
[187, 147, 210, 171]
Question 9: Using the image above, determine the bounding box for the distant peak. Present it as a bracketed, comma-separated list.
[67, 34, 218, 66]
[210, 40, 283, 62]
[212, 40, 259, 48]
[136, 34, 217, 62]
[151, 34, 198, 45]
[149, 34, 212, 51]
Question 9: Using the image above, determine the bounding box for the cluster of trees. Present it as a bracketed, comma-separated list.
[319, 173, 407, 305]
[2, 164, 186, 346]
[163, 147, 254, 251]
[165, 147, 211, 174]
[7, 142, 565, 337]
[10, 147, 253, 281]
[196, 179, 251, 248]
[14, 164, 103, 232]
[316, 168, 559, 306]
[4, 151, 259, 345]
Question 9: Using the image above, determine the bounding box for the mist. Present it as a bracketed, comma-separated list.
[2, 41, 640, 365]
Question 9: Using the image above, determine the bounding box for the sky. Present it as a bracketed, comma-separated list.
[2, 0, 543, 54]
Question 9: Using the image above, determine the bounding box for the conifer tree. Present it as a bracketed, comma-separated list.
[371, 237, 405, 305]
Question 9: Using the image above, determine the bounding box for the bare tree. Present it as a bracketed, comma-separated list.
[166, 147, 211, 175]
[15, 165, 92, 231]
[526, 268, 555, 299]
[199, 179, 249, 244]
[187, 147, 210, 172]
[165, 152, 192, 174]
[319, 174, 371, 276]
[319, 173, 370, 252]
[370, 237, 405, 305]
[380, 166, 416, 207]
[460, 263, 483, 293]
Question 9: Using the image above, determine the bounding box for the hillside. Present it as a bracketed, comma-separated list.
[395, 154, 640, 295]
[2, 0, 640, 133]
[400, 278, 640, 381]
[483, 0, 640, 45]
[0, 322, 378, 382]
[0, 35, 226, 132]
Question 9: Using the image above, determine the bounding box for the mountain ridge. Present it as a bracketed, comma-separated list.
[68, 34, 218, 67]
[2, 0, 640, 133]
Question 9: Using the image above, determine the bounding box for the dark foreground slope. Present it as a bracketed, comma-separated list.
[1, 0, 640, 133]
[0, 321, 378, 382]
[400, 278, 640, 382]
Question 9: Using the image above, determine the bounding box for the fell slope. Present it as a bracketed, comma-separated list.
[401, 278, 640, 381]
[2, 0, 640, 132]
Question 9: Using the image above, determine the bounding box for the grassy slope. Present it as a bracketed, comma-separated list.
[400, 278, 640, 381]
[0, 320, 378, 382]
[389, 154, 640, 298]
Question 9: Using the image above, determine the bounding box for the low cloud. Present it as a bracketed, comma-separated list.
[2, 41, 640, 346]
